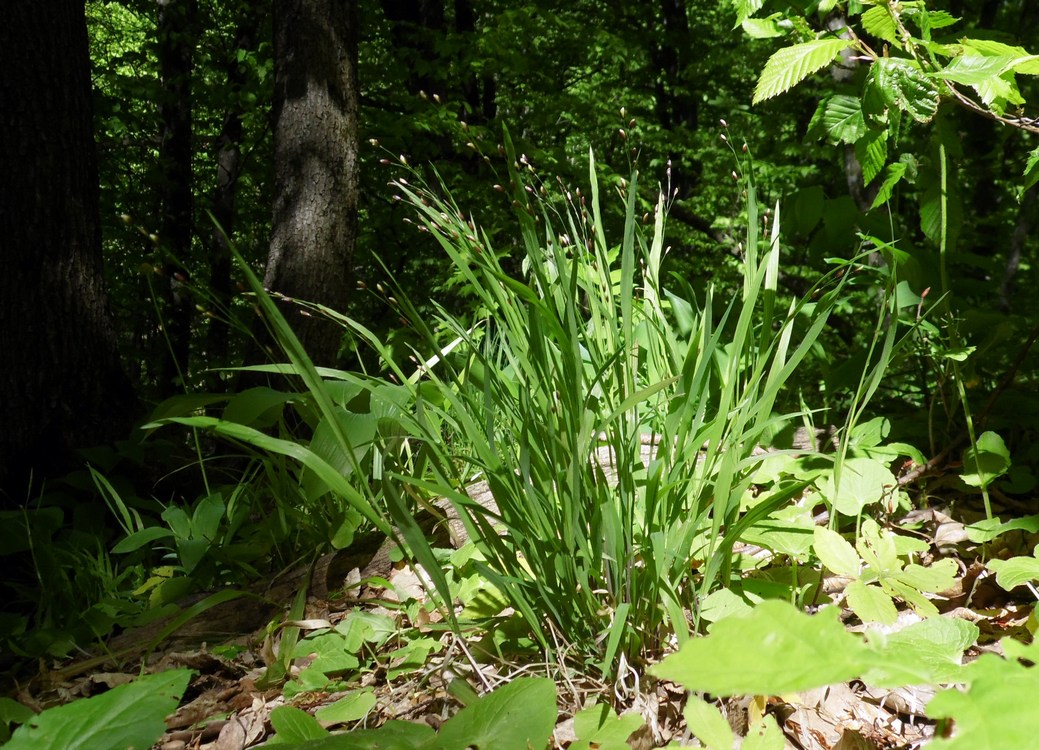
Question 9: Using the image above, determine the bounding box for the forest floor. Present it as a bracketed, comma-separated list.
[13, 489, 1036, 750]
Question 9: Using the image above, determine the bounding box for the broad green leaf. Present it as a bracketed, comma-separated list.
[571, 704, 646, 750]
[683, 696, 733, 750]
[278, 721, 433, 750]
[855, 130, 888, 185]
[1024, 146, 1039, 192]
[973, 71, 1024, 115]
[872, 57, 940, 123]
[845, 579, 897, 625]
[896, 559, 957, 593]
[699, 587, 754, 623]
[871, 162, 908, 208]
[743, 715, 785, 750]
[849, 417, 890, 449]
[928, 652, 1039, 749]
[937, 54, 1017, 85]
[0, 698, 34, 732]
[861, 6, 898, 46]
[864, 616, 977, 686]
[223, 386, 296, 427]
[753, 39, 854, 104]
[988, 555, 1039, 590]
[962, 38, 1039, 75]
[857, 518, 899, 575]
[111, 525, 174, 554]
[961, 431, 1011, 487]
[428, 677, 556, 750]
[821, 95, 867, 144]
[742, 15, 787, 39]
[5, 669, 191, 750]
[966, 515, 1039, 543]
[823, 457, 897, 516]
[912, 9, 960, 31]
[732, 0, 765, 27]
[813, 527, 861, 577]
[271, 705, 329, 742]
[650, 600, 869, 696]
[315, 690, 377, 725]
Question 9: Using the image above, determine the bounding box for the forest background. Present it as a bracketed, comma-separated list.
[5, 0, 1039, 746]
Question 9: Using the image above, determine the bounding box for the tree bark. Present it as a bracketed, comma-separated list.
[264, 0, 360, 367]
[0, 1, 135, 500]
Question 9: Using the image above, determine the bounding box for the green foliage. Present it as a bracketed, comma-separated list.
[374, 141, 856, 676]
[753, 38, 854, 104]
[264, 677, 556, 750]
[4, 669, 191, 750]
[814, 519, 957, 625]
[928, 640, 1039, 749]
[652, 598, 980, 695]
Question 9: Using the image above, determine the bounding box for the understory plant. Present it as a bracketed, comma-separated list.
[370, 136, 862, 678]
[153, 139, 878, 681]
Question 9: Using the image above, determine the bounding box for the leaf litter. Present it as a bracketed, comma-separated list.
[9, 478, 1039, 750]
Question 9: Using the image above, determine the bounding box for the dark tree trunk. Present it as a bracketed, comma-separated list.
[651, 0, 699, 199]
[156, 0, 198, 394]
[264, 0, 360, 367]
[455, 0, 495, 123]
[0, 1, 136, 501]
[207, 12, 258, 387]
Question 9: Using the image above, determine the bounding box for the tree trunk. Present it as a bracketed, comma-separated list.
[264, 0, 360, 367]
[0, 1, 136, 500]
[207, 11, 258, 388]
[156, 0, 198, 394]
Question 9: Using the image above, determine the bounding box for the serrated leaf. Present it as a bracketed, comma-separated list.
[822, 95, 867, 144]
[846, 579, 898, 625]
[868, 161, 910, 207]
[861, 6, 898, 45]
[917, 10, 960, 30]
[650, 600, 870, 696]
[974, 72, 1023, 115]
[683, 697, 734, 750]
[742, 16, 787, 39]
[855, 129, 889, 184]
[732, 0, 765, 27]
[962, 38, 1039, 75]
[937, 54, 1016, 85]
[5, 670, 191, 750]
[753, 38, 854, 104]
[1023, 147, 1039, 192]
[814, 527, 861, 577]
[873, 57, 940, 122]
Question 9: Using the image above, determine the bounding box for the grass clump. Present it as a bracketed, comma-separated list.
[372, 135, 855, 679]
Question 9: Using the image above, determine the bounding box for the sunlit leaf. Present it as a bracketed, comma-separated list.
[753, 39, 854, 104]
[650, 600, 869, 696]
[961, 431, 1011, 487]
